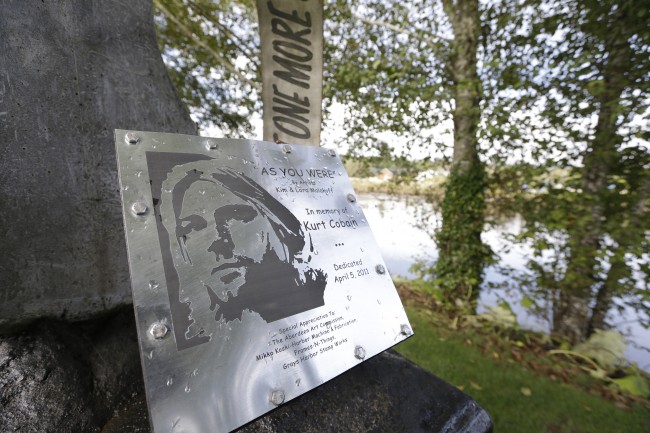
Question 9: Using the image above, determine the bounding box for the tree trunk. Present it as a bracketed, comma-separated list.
[435, 0, 488, 307]
[587, 175, 650, 334]
[587, 256, 622, 335]
[553, 6, 631, 343]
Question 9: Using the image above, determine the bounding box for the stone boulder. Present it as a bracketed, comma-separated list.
[1, 311, 491, 432]
[0, 0, 196, 331]
[100, 347, 492, 433]
[0, 310, 142, 432]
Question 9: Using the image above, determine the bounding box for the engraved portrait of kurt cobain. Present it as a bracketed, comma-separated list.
[149, 155, 327, 350]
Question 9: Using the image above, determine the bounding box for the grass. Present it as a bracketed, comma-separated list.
[395, 305, 650, 433]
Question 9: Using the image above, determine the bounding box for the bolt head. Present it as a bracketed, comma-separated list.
[400, 324, 412, 336]
[149, 323, 168, 340]
[125, 132, 140, 144]
[205, 139, 218, 150]
[347, 193, 356, 203]
[354, 346, 366, 360]
[327, 148, 337, 157]
[375, 264, 386, 275]
[270, 390, 285, 406]
[131, 202, 148, 216]
[282, 144, 292, 154]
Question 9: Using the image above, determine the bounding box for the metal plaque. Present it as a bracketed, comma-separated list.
[115, 130, 412, 433]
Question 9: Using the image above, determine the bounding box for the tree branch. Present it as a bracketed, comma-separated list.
[154, 0, 261, 91]
[353, 14, 450, 49]
[185, 0, 259, 66]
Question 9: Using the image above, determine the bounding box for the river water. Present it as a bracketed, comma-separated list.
[358, 193, 650, 371]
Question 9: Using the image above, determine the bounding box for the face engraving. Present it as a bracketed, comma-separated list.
[151, 157, 327, 350]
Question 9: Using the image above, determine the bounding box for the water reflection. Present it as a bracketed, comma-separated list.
[359, 193, 650, 372]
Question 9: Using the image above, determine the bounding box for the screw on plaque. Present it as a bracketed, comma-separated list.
[124, 132, 140, 144]
[347, 193, 356, 203]
[282, 144, 292, 154]
[131, 202, 148, 216]
[375, 264, 386, 274]
[149, 322, 169, 340]
[327, 149, 337, 157]
[400, 324, 412, 336]
[270, 390, 285, 406]
[354, 346, 366, 360]
[205, 138, 218, 150]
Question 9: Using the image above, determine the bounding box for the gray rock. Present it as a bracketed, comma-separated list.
[240, 349, 492, 433]
[0, 0, 197, 331]
[2, 312, 491, 433]
[0, 310, 142, 432]
[101, 350, 492, 433]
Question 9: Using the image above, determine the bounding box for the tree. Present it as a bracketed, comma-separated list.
[153, 0, 260, 136]
[512, 0, 650, 343]
[324, 0, 451, 154]
[326, 1, 536, 308]
[153, 0, 502, 308]
[432, 0, 489, 307]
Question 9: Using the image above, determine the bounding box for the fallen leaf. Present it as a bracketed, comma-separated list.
[611, 374, 650, 398]
[470, 381, 483, 391]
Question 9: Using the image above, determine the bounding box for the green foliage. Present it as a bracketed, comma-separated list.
[151, 0, 650, 343]
[324, 0, 452, 153]
[325, 1, 536, 310]
[520, 295, 535, 310]
[548, 350, 608, 378]
[548, 344, 650, 399]
[612, 375, 650, 399]
[478, 302, 518, 328]
[433, 164, 492, 307]
[573, 330, 627, 369]
[499, 0, 650, 342]
[324, 0, 530, 157]
[342, 158, 369, 178]
[153, 0, 260, 136]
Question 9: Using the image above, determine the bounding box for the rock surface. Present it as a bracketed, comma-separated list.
[0, 310, 143, 432]
[2, 311, 491, 433]
[0, 0, 196, 331]
[100, 349, 492, 433]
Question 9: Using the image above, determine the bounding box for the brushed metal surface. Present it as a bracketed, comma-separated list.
[115, 130, 412, 433]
